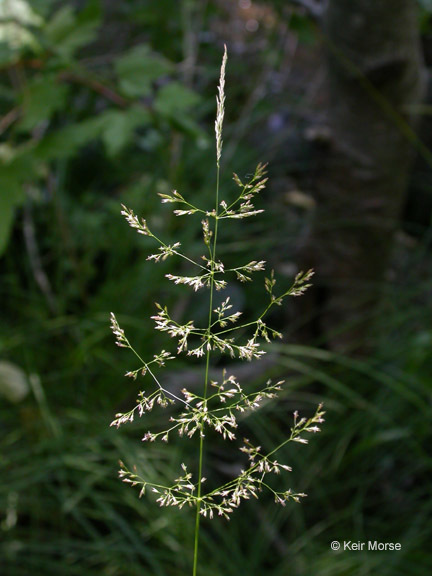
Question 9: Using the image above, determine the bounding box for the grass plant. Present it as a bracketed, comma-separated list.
[109, 46, 324, 574]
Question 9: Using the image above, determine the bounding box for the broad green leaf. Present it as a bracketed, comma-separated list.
[154, 83, 203, 137]
[115, 45, 173, 98]
[44, 5, 75, 42]
[154, 82, 201, 117]
[100, 106, 151, 156]
[34, 105, 151, 161]
[35, 116, 107, 161]
[19, 75, 69, 132]
[30, 0, 58, 19]
[44, 5, 99, 59]
[58, 20, 99, 58]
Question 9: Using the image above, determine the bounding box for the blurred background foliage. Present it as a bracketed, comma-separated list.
[1, 0, 431, 574]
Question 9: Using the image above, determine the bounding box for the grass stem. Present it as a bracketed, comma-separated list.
[192, 144, 221, 576]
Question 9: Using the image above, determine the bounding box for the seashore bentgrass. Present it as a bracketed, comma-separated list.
[110, 45, 324, 576]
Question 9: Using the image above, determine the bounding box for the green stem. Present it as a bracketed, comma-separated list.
[192, 354, 209, 576]
[192, 161, 221, 576]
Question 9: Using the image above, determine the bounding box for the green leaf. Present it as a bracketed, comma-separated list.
[34, 105, 151, 160]
[44, 6, 75, 42]
[35, 116, 107, 161]
[19, 75, 69, 132]
[100, 106, 151, 156]
[44, 5, 99, 59]
[154, 83, 203, 136]
[30, 0, 58, 19]
[154, 82, 201, 117]
[115, 45, 174, 98]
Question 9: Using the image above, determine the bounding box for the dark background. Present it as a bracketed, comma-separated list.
[1, 1, 431, 574]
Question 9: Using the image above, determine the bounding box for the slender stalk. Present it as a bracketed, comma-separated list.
[192, 352, 210, 576]
[192, 144, 221, 576]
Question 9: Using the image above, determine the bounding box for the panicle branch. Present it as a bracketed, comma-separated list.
[117, 404, 324, 519]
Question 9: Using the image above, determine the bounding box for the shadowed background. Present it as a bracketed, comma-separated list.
[1, 1, 431, 574]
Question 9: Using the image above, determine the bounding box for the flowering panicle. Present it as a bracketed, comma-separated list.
[110, 47, 323, 573]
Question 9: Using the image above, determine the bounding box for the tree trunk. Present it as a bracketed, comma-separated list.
[301, 0, 424, 351]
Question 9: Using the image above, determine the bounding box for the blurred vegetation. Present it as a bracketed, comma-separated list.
[1, 1, 431, 575]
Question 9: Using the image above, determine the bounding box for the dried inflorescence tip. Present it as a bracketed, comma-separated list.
[215, 44, 227, 166]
